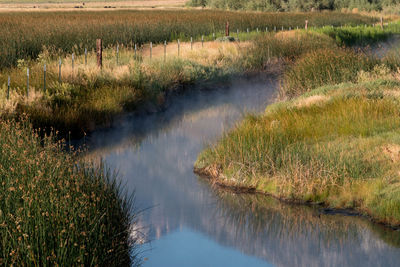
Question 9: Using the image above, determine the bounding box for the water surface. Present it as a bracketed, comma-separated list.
[85, 77, 400, 266]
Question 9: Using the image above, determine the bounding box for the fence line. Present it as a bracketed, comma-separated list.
[3, 22, 385, 96]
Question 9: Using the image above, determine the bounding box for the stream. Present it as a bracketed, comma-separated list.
[83, 76, 400, 266]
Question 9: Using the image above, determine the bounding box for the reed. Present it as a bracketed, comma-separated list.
[0, 118, 139, 266]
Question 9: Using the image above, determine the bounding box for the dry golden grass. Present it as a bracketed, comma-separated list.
[0, 0, 187, 12]
[294, 95, 330, 108]
[140, 41, 249, 65]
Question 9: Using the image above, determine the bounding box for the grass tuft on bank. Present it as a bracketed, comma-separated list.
[0, 118, 139, 266]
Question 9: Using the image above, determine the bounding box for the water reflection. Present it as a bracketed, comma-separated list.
[84, 76, 400, 266]
[211, 188, 400, 266]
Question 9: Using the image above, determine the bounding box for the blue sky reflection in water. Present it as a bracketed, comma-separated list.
[142, 227, 273, 267]
[85, 77, 400, 267]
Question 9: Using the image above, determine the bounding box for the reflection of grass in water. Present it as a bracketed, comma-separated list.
[208, 183, 400, 253]
[212, 187, 362, 248]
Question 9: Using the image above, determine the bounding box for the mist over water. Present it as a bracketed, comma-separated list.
[83, 76, 400, 266]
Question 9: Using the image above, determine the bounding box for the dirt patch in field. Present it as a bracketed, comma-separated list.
[295, 95, 330, 108]
[0, 0, 187, 12]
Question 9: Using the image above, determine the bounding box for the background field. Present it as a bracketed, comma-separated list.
[0, 10, 376, 69]
[0, 0, 187, 11]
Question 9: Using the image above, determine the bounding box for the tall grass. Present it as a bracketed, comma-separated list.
[243, 30, 337, 69]
[0, 118, 139, 265]
[281, 48, 378, 98]
[0, 10, 376, 69]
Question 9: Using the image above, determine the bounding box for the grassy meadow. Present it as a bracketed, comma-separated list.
[0, 10, 377, 69]
[195, 26, 400, 227]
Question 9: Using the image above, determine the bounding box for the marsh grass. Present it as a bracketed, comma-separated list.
[281, 48, 378, 98]
[0, 118, 139, 266]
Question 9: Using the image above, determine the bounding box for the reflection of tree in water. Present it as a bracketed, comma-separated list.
[203, 178, 400, 267]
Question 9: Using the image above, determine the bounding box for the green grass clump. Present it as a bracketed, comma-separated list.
[0, 119, 139, 266]
[195, 80, 400, 226]
[315, 24, 399, 46]
[281, 48, 378, 98]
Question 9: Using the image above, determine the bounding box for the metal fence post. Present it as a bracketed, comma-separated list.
[7, 76, 10, 100]
[164, 41, 167, 62]
[59, 58, 62, 83]
[26, 68, 29, 98]
[43, 64, 46, 92]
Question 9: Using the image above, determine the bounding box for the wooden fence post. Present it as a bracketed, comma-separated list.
[380, 16, 384, 30]
[225, 21, 230, 36]
[305, 20, 308, 30]
[85, 48, 87, 66]
[96, 39, 102, 68]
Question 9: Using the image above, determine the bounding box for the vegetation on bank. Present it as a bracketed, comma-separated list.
[0, 10, 376, 69]
[0, 41, 245, 137]
[188, 0, 400, 12]
[0, 118, 139, 265]
[195, 29, 400, 227]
